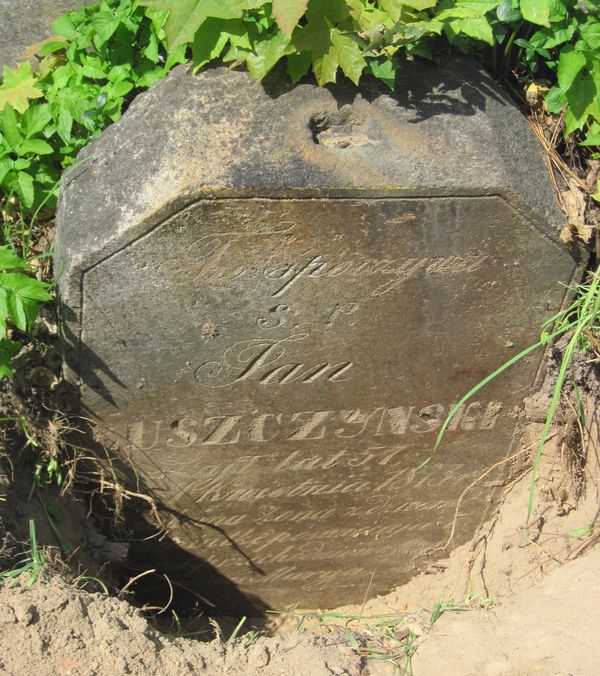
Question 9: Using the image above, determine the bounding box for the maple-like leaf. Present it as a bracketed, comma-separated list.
[140, 0, 263, 50]
[272, 0, 308, 37]
[0, 63, 44, 114]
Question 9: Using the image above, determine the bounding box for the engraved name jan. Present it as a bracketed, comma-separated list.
[193, 333, 353, 387]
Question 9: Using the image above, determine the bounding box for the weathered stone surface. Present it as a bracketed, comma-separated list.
[56, 59, 580, 610]
[0, 1, 93, 70]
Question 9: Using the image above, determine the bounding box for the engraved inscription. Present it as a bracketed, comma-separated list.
[263, 253, 490, 298]
[79, 194, 560, 608]
[193, 334, 354, 387]
[127, 400, 503, 451]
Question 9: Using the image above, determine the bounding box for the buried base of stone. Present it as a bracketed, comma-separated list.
[0, 401, 598, 676]
[109, 385, 600, 656]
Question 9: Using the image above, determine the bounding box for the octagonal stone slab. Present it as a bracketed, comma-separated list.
[56, 58, 581, 610]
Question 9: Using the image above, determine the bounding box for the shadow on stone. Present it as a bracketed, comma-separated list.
[259, 55, 511, 124]
[81, 424, 272, 625]
[59, 303, 126, 409]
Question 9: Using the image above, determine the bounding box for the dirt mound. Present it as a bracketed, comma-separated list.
[0, 578, 362, 676]
[413, 544, 600, 675]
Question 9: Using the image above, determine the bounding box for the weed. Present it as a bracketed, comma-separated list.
[429, 600, 466, 627]
[0, 519, 46, 587]
[243, 628, 262, 646]
[429, 592, 494, 626]
[426, 268, 599, 522]
[226, 616, 247, 644]
[268, 609, 420, 673]
[75, 575, 110, 595]
[141, 0, 600, 148]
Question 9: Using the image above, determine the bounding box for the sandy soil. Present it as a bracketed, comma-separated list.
[0, 578, 363, 676]
[413, 545, 600, 675]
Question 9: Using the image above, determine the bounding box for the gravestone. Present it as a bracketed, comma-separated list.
[56, 58, 580, 610]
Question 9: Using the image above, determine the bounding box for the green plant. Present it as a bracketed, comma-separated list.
[139, 0, 600, 147]
[268, 609, 418, 672]
[0, 519, 46, 587]
[429, 599, 466, 626]
[428, 269, 600, 521]
[0, 0, 187, 216]
[226, 615, 247, 644]
[0, 245, 52, 378]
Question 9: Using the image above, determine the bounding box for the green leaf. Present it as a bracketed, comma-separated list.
[579, 17, 600, 51]
[0, 246, 28, 272]
[447, 0, 501, 11]
[294, 12, 331, 54]
[143, 32, 161, 63]
[369, 58, 397, 90]
[315, 48, 339, 85]
[544, 85, 566, 114]
[51, 14, 79, 39]
[378, 0, 403, 21]
[286, 51, 312, 83]
[0, 287, 8, 335]
[568, 524, 593, 538]
[581, 134, 600, 147]
[330, 31, 366, 85]
[0, 104, 22, 148]
[90, 11, 121, 43]
[557, 46, 587, 93]
[57, 107, 73, 144]
[0, 338, 21, 379]
[520, 0, 552, 27]
[565, 75, 596, 123]
[81, 64, 109, 80]
[0, 63, 44, 114]
[17, 139, 54, 156]
[272, 0, 308, 37]
[140, 0, 263, 51]
[403, 0, 438, 8]
[1, 273, 52, 302]
[38, 40, 68, 56]
[1, 272, 51, 331]
[0, 157, 13, 185]
[246, 31, 293, 81]
[21, 104, 52, 138]
[16, 171, 35, 208]
[530, 24, 576, 51]
[446, 16, 494, 45]
[191, 18, 232, 70]
[108, 81, 134, 99]
[294, 12, 339, 84]
[496, 1, 520, 22]
[13, 159, 31, 171]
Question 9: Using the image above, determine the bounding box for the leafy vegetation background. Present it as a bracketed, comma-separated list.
[0, 0, 598, 377]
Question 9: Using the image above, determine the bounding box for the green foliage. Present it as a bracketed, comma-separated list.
[140, 0, 444, 86]
[0, 0, 597, 221]
[0, 520, 46, 587]
[0, 245, 52, 378]
[508, 0, 600, 138]
[0, 62, 44, 113]
[138, 0, 600, 147]
[0, 0, 186, 214]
